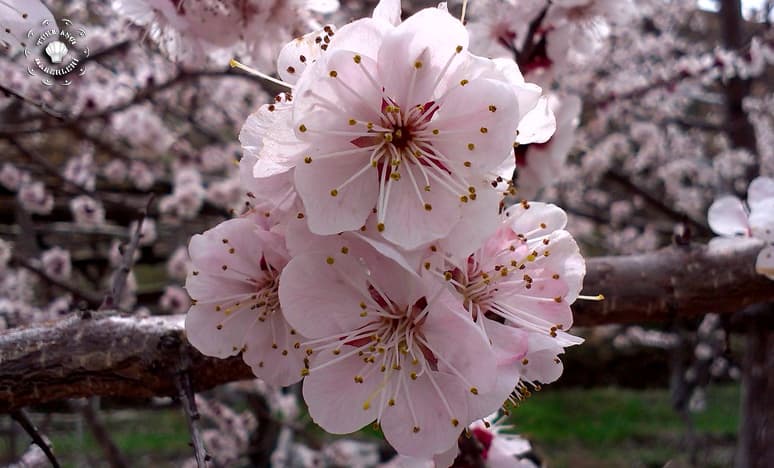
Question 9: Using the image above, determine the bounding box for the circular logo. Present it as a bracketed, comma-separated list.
[24, 18, 89, 86]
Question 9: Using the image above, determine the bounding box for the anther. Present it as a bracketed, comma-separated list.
[304, 156, 312, 164]
[330, 189, 338, 197]
[326, 257, 335, 265]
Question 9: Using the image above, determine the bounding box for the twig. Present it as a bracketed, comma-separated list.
[10, 409, 60, 468]
[176, 357, 209, 468]
[72, 399, 130, 468]
[99, 194, 154, 311]
[12, 254, 103, 309]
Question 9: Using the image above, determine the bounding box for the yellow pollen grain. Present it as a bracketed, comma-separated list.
[452, 418, 459, 427]
[460, 195, 469, 203]
[330, 189, 338, 197]
[414, 60, 423, 69]
[444, 271, 452, 281]
[470, 387, 479, 395]
[554, 296, 563, 303]
[480, 127, 488, 133]
[456, 45, 463, 53]
[298, 124, 307, 132]
[301, 368, 310, 376]
[424, 203, 432, 211]
[463, 161, 472, 167]
[304, 156, 312, 164]
[388, 398, 395, 406]
[410, 372, 417, 380]
[333, 349, 341, 355]
[326, 256, 335, 265]
[390, 173, 401, 181]
[467, 143, 475, 151]
[341, 246, 349, 254]
[424, 262, 431, 270]
[432, 129, 439, 135]
[363, 401, 371, 410]
[348, 118, 357, 126]
[488, 105, 497, 112]
[522, 358, 529, 365]
[460, 79, 469, 86]
[329, 70, 338, 77]
[384, 133, 393, 142]
[377, 223, 385, 232]
[367, 122, 374, 129]
[424, 185, 431, 192]
[353, 54, 361, 63]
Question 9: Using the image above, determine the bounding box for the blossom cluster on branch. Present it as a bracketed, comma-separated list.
[182, 1, 588, 462]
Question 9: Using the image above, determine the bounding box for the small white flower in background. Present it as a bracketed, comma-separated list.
[41, 247, 72, 282]
[70, 196, 106, 226]
[0, 163, 25, 191]
[159, 285, 191, 314]
[129, 218, 158, 246]
[708, 176, 774, 280]
[18, 181, 54, 215]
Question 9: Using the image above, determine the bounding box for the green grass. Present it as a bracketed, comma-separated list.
[0, 385, 740, 467]
[509, 385, 739, 468]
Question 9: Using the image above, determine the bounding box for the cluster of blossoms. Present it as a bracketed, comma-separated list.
[184, 1, 585, 463]
[707, 176, 774, 280]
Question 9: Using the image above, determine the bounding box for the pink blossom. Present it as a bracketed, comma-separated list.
[41, 247, 72, 281]
[424, 201, 585, 395]
[159, 285, 191, 314]
[18, 181, 54, 215]
[252, 3, 548, 250]
[708, 176, 774, 279]
[70, 196, 105, 226]
[278, 240, 498, 458]
[185, 217, 306, 387]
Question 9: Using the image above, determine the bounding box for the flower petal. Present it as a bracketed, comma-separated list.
[747, 176, 774, 212]
[749, 198, 774, 242]
[303, 352, 380, 433]
[242, 312, 305, 387]
[377, 7, 469, 107]
[294, 154, 377, 235]
[279, 250, 371, 338]
[380, 371, 467, 458]
[707, 196, 749, 237]
[755, 245, 774, 280]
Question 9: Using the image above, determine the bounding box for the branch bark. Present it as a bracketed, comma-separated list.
[1, 241, 772, 411]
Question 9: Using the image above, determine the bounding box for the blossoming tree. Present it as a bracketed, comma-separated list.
[0, 0, 772, 466]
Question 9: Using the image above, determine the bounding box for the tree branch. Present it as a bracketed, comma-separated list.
[1, 242, 772, 411]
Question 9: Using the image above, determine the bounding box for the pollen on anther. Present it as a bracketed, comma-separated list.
[377, 223, 385, 232]
[460, 195, 469, 203]
[341, 246, 349, 254]
[326, 256, 335, 265]
[460, 79, 469, 86]
[413, 426, 421, 433]
[329, 70, 338, 78]
[455, 45, 463, 53]
[348, 118, 356, 125]
[470, 387, 479, 395]
[297, 212, 305, 219]
[330, 189, 338, 197]
[452, 418, 459, 427]
[286, 66, 295, 74]
[463, 161, 472, 167]
[299, 124, 307, 132]
[432, 129, 439, 135]
[488, 105, 497, 112]
[304, 156, 312, 164]
[467, 143, 475, 151]
[221, 265, 228, 271]
[480, 127, 488, 133]
[353, 54, 361, 63]
[424, 203, 432, 211]
[414, 60, 423, 69]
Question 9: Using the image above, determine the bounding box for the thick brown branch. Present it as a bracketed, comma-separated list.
[1, 242, 773, 410]
[574, 240, 773, 325]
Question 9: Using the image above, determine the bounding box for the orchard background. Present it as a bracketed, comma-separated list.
[0, 0, 772, 467]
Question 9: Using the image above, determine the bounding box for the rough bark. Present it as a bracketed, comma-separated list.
[1, 241, 773, 411]
[573, 240, 773, 325]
